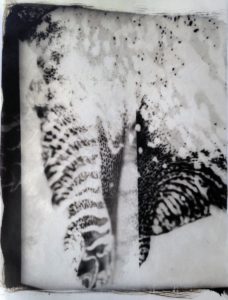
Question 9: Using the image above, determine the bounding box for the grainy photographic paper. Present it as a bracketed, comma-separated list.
[1, 0, 228, 295]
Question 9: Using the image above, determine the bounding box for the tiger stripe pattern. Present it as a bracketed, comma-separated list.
[137, 96, 227, 265]
[23, 7, 227, 286]
[35, 103, 124, 288]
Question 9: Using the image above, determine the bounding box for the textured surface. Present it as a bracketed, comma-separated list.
[18, 7, 227, 289]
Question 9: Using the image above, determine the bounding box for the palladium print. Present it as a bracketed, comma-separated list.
[1, 4, 227, 290]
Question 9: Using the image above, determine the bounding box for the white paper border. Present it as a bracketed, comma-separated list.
[0, 0, 227, 298]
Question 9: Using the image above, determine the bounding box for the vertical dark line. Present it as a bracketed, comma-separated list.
[1, 7, 21, 288]
[136, 110, 141, 264]
[1, 4, 56, 288]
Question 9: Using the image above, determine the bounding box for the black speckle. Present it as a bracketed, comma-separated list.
[194, 28, 199, 33]
[178, 41, 182, 44]
[51, 51, 63, 64]
[43, 66, 57, 84]
[113, 36, 116, 41]
[192, 152, 198, 159]
[46, 89, 54, 101]
[34, 105, 48, 119]
[37, 57, 45, 69]
[201, 149, 210, 156]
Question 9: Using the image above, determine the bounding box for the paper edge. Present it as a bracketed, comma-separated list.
[0, 0, 227, 297]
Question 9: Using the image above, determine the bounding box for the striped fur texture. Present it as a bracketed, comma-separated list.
[23, 7, 227, 288]
[137, 96, 227, 265]
[35, 104, 124, 288]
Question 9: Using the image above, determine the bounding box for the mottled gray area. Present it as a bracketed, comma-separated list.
[19, 8, 227, 290]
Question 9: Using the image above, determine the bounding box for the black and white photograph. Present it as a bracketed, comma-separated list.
[0, 0, 228, 296]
